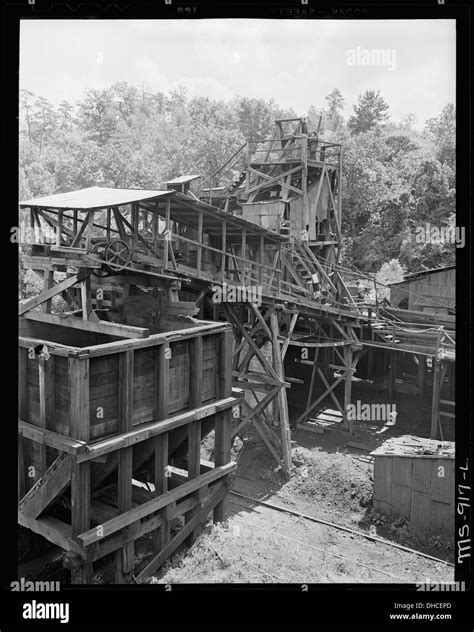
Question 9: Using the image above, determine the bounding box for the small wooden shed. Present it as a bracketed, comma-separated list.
[389, 265, 455, 316]
[371, 435, 454, 532]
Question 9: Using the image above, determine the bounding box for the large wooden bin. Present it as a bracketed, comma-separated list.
[18, 318, 239, 583]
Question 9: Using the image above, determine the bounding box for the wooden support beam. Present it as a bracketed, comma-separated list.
[81, 276, 93, 320]
[305, 348, 319, 411]
[69, 212, 90, 247]
[41, 269, 55, 314]
[56, 210, 63, 247]
[153, 341, 170, 541]
[19, 454, 72, 520]
[389, 351, 396, 400]
[164, 197, 171, 266]
[270, 312, 291, 478]
[136, 480, 229, 581]
[431, 358, 442, 439]
[224, 304, 280, 382]
[84, 211, 94, 253]
[295, 374, 345, 425]
[18, 349, 28, 498]
[115, 349, 135, 583]
[343, 345, 353, 433]
[221, 220, 227, 281]
[213, 409, 233, 523]
[77, 463, 236, 547]
[77, 396, 239, 463]
[196, 210, 203, 275]
[18, 420, 87, 454]
[185, 420, 202, 544]
[281, 313, 299, 360]
[317, 368, 344, 415]
[38, 355, 55, 475]
[153, 430, 170, 555]
[185, 336, 203, 544]
[19, 270, 88, 315]
[69, 356, 92, 583]
[242, 386, 280, 424]
[18, 514, 84, 557]
[241, 228, 246, 284]
[233, 304, 276, 358]
[112, 208, 128, 242]
[22, 311, 150, 339]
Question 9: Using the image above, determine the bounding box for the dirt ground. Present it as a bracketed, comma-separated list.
[150, 383, 455, 584]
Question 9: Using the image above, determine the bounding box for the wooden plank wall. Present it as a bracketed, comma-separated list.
[19, 322, 237, 583]
[21, 332, 220, 444]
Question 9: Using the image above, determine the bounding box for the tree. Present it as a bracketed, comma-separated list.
[399, 113, 417, 131]
[375, 259, 405, 301]
[324, 88, 345, 133]
[348, 90, 390, 134]
[77, 88, 119, 145]
[58, 101, 75, 130]
[20, 89, 35, 143]
[424, 103, 455, 170]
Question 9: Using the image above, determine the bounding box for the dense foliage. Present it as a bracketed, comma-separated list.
[19, 85, 456, 279]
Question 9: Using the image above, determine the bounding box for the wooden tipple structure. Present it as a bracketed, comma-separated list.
[18, 118, 455, 582]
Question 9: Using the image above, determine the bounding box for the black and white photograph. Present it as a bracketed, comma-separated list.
[4, 1, 471, 627]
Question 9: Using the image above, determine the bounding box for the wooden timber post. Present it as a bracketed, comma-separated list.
[115, 349, 135, 583]
[197, 210, 203, 276]
[81, 275, 93, 320]
[18, 348, 28, 499]
[389, 351, 397, 400]
[245, 141, 250, 192]
[221, 220, 227, 281]
[38, 354, 55, 477]
[41, 269, 54, 314]
[153, 343, 171, 556]
[417, 355, 425, 398]
[214, 327, 233, 523]
[68, 356, 93, 584]
[431, 356, 442, 439]
[343, 345, 353, 433]
[185, 336, 203, 545]
[164, 197, 171, 267]
[270, 312, 292, 478]
[241, 228, 247, 285]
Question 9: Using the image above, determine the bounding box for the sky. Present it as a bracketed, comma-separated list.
[20, 19, 455, 128]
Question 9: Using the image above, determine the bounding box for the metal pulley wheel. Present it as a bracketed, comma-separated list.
[104, 239, 132, 272]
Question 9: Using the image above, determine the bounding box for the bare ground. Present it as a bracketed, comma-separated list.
[148, 408, 454, 584]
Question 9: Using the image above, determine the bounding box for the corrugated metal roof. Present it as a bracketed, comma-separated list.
[414, 296, 455, 309]
[404, 264, 455, 279]
[164, 175, 200, 185]
[167, 192, 288, 242]
[19, 186, 172, 210]
[371, 435, 454, 458]
[389, 265, 455, 286]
